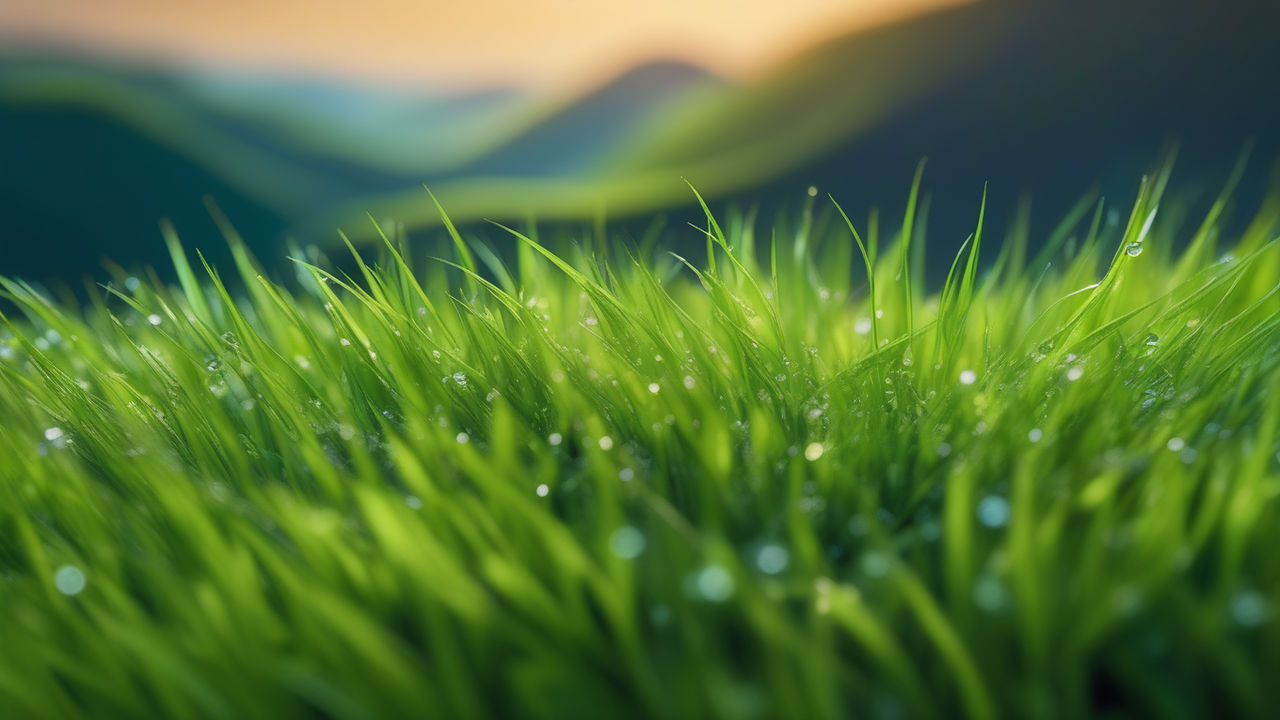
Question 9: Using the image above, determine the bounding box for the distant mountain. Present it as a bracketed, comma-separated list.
[338, 0, 1280, 242]
[3, 0, 1280, 283]
[461, 60, 723, 177]
[0, 102, 287, 281]
[0, 53, 722, 279]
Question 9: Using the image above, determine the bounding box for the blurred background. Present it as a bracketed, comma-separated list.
[2, 0, 1279, 283]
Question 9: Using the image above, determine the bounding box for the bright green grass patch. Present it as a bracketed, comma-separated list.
[2, 169, 1280, 719]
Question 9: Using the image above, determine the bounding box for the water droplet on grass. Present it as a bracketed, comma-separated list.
[609, 526, 646, 559]
[1028, 428, 1043, 443]
[691, 565, 735, 602]
[1125, 242, 1144, 257]
[977, 495, 1011, 528]
[860, 552, 890, 578]
[1066, 366, 1084, 382]
[598, 436, 614, 451]
[855, 317, 872, 335]
[548, 433, 563, 446]
[54, 565, 86, 596]
[804, 442, 824, 461]
[959, 370, 977, 385]
[755, 544, 789, 575]
[973, 575, 1008, 612]
[535, 483, 549, 497]
[147, 314, 163, 326]
[648, 383, 660, 394]
[1167, 437, 1185, 452]
[44, 427, 64, 441]
[1230, 590, 1268, 627]
[618, 468, 635, 482]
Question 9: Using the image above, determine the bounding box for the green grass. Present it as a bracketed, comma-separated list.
[2, 168, 1280, 720]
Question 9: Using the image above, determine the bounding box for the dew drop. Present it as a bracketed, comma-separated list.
[1125, 242, 1144, 257]
[691, 565, 735, 602]
[755, 544, 789, 575]
[860, 552, 890, 578]
[959, 369, 977, 385]
[54, 565, 86, 596]
[1230, 590, 1268, 627]
[548, 432, 563, 446]
[609, 526, 646, 559]
[804, 442, 824, 461]
[977, 495, 1011, 528]
[648, 383, 660, 394]
[535, 483, 549, 497]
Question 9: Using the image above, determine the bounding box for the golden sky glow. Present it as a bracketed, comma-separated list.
[1, 0, 969, 90]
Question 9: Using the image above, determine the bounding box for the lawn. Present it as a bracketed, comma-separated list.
[1, 165, 1278, 719]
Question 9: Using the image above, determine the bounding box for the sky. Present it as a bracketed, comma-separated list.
[0, 0, 968, 90]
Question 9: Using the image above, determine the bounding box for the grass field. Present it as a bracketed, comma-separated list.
[2, 165, 1280, 719]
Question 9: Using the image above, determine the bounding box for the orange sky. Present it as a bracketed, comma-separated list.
[0, 0, 968, 90]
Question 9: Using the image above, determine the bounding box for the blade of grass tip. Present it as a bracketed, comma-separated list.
[958, 183, 987, 312]
[366, 212, 453, 343]
[161, 220, 213, 327]
[1027, 191, 1101, 273]
[425, 186, 478, 298]
[470, 241, 517, 295]
[830, 195, 879, 349]
[683, 179, 726, 275]
[770, 228, 779, 294]
[934, 233, 974, 363]
[900, 158, 927, 336]
[1177, 140, 1253, 275]
[911, 193, 931, 312]
[337, 229, 390, 305]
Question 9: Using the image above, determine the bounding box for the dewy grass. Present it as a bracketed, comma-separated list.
[2, 169, 1280, 719]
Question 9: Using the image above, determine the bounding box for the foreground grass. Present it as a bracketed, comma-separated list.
[2, 169, 1280, 719]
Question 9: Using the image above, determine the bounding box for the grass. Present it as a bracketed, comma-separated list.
[2, 166, 1280, 719]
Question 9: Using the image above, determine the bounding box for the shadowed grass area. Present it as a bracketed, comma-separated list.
[2, 168, 1279, 719]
